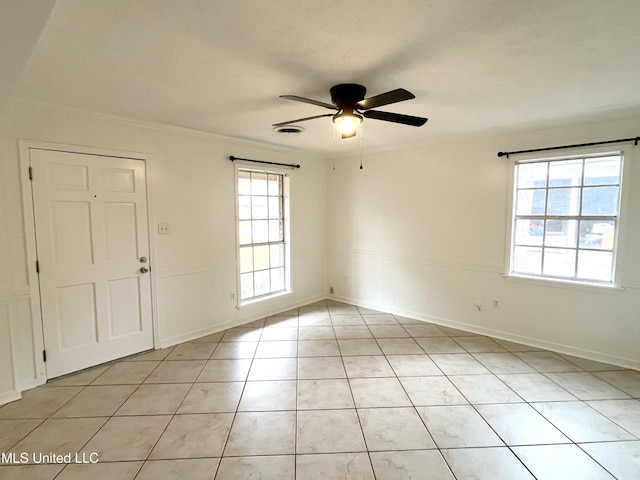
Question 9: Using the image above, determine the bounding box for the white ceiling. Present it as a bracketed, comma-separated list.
[8, 0, 640, 154]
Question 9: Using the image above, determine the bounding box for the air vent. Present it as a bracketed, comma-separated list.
[273, 125, 304, 135]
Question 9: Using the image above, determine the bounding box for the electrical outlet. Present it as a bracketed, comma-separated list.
[329, 287, 334, 294]
[230, 292, 236, 302]
[493, 299, 500, 309]
[157, 223, 170, 234]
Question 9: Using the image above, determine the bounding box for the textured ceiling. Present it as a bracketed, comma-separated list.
[9, 0, 640, 153]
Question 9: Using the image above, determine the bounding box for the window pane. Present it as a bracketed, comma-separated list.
[269, 219, 283, 242]
[579, 220, 615, 250]
[238, 195, 251, 220]
[240, 273, 254, 300]
[239, 220, 252, 245]
[252, 173, 268, 195]
[239, 247, 253, 273]
[271, 267, 285, 292]
[577, 250, 613, 282]
[270, 243, 284, 267]
[581, 186, 619, 216]
[549, 159, 582, 187]
[238, 170, 251, 195]
[251, 196, 268, 219]
[253, 245, 270, 271]
[513, 246, 542, 274]
[269, 196, 282, 219]
[268, 174, 282, 196]
[516, 189, 546, 215]
[542, 248, 576, 278]
[547, 188, 580, 215]
[254, 270, 270, 296]
[515, 219, 543, 246]
[584, 156, 621, 185]
[517, 162, 547, 188]
[252, 220, 269, 243]
[544, 219, 578, 248]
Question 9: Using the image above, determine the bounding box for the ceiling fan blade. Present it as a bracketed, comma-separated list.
[272, 113, 334, 127]
[363, 110, 428, 127]
[356, 88, 415, 110]
[280, 95, 337, 110]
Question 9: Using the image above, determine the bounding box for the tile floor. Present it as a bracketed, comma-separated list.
[1, 300, 639, 479]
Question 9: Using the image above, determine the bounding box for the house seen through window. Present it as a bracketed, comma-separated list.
[510, 153, 623, 285]
[237, 168, 289, 302]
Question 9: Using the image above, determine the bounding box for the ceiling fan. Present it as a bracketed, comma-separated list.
[273, 83, 428, 138]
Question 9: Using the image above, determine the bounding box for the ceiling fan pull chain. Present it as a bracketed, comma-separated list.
[359, 122, 364, 170]
[332, 124, 337, 171]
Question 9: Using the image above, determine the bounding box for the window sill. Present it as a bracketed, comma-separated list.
[503, 274, 624, 293]
[238, 289, 291, 308]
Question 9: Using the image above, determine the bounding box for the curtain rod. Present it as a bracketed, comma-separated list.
[229, 155, 300, 169]
[497, 136, 640, 158]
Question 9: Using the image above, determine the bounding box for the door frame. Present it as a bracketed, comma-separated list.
[19, 140, 159, 385]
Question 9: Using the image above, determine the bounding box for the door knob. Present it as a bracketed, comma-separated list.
[139, 256, 147, 263]
[140, 266, 149, 273]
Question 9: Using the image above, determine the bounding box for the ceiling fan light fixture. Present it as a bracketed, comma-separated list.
[333, 108, 362, 137]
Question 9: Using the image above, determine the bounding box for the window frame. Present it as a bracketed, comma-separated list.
[506, 148, 627, 288]
[234, 164, 291, 305]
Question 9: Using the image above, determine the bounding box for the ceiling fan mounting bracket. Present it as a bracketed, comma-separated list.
[330, 84, 367, 108]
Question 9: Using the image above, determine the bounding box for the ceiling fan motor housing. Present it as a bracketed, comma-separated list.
[330, 84, 367, 108]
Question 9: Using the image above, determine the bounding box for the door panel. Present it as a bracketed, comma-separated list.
[46, 163, 88, 190]
[31, 148, 153, 378]
[102, 168, 135, 192]
[50, 201, 94, 266]
[55, 283, 98, 350]
[104, 202, 138, 260]
[107, 277, 142, 337]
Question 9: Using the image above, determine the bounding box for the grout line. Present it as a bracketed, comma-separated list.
[1, 299, 638, 479]
[293, 307, 299, 480]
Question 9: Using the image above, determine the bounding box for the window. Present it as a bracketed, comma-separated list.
[236, 168, 289, 302]
[510, 152, 623, 285]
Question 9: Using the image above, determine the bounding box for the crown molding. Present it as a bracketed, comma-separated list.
[6, 97, 325, 159]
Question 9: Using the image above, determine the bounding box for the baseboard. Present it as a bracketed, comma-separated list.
[329, 294, 640, 371]
[0, 390, 21, 406]
[158, 293, 327, 349]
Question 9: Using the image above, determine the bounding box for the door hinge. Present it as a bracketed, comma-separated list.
[36, 260, 40, 274]
[43, 350, 47, 362]
[28, 166, 33, 180]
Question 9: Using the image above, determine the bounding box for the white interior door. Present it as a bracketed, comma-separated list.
[30, 148, 153, 378]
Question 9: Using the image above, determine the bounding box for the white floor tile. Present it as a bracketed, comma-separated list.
[2, 300, 637, 480]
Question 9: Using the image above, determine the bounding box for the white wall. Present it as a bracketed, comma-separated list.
[0, 101, 327, 395]
[0, 1, 55, 111]
[327, 116, 640, 369]
[2, 99, 638, 406]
